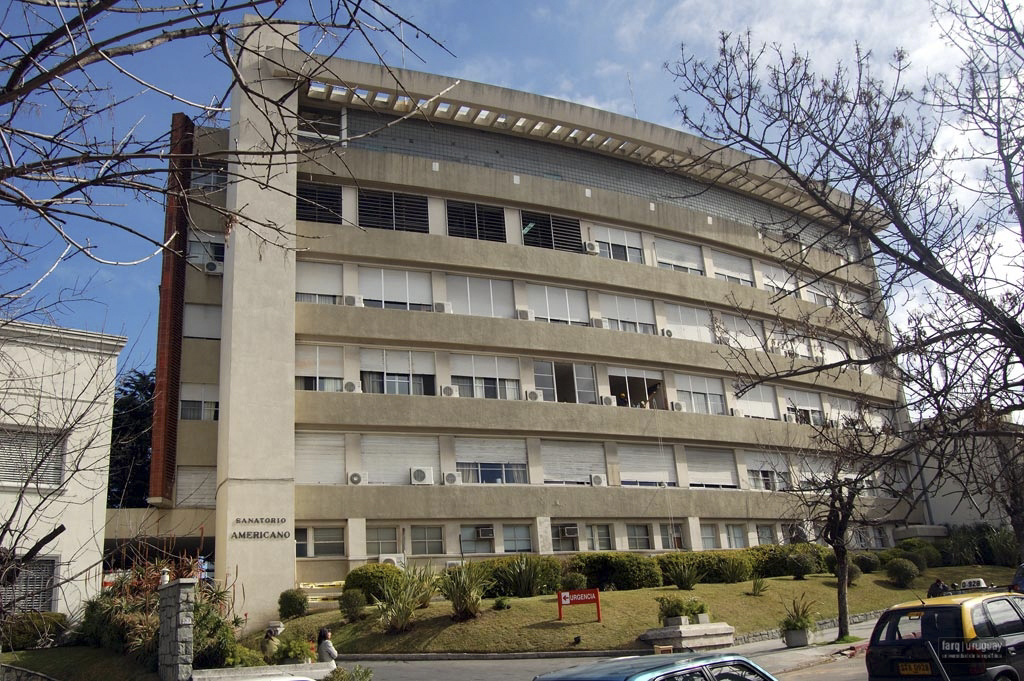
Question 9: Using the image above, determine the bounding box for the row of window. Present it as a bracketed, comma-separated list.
[280, 184, 875, 316]
[293, 520, 889, 558]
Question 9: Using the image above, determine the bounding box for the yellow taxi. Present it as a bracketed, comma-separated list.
[866, 592, 1024, 681]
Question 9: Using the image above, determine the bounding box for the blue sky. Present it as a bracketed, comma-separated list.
[22, 0, 946, 371]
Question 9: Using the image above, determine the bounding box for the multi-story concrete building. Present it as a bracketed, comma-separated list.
[122, 28, 919, 628]
[0, 321, 125, 618]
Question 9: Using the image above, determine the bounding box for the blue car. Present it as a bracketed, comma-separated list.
[533, 653, 780, 681]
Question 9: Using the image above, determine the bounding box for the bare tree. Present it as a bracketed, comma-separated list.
[0, 1, 448, 323]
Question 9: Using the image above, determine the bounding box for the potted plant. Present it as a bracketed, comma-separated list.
[779, 593, 817, 648]
[656, 595, 709, 626]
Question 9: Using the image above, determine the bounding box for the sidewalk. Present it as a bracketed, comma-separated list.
[731, 616, 878, 675]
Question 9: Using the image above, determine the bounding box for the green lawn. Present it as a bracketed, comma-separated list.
[2, 564, 1013, 681]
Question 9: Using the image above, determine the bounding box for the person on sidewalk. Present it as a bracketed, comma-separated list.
[927, 578, 950, 598]
[317, 627, 339, 669]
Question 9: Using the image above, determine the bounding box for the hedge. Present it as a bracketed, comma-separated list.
[566, 552, 662, 590]
[0, 611, 68, 651]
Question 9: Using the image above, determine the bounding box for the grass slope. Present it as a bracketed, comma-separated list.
[0, 646, 158, 681]
[256, 565, 1013, 654]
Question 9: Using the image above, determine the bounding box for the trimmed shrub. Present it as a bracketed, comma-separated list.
[339, 588, 367, 622]
[721, 555, 752, 583]
[566, 552, 661, 591]
[560, 571, 587, 591]
[852, 551, 881, 574]
[846, 563, 863, 586]
[278, 588, 308, 620]
[898, 539, 942, 568]
[786, 552, 817, 580]
[886, 558, 920, 588]
[746, 544, 793, 578]
[343, 563, 402, 602]
[0, 612, 68, 651]
[893, 550, 928, 572]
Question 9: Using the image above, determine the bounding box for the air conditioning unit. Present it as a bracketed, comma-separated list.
[524, 389, 541, 401]
[730, 408, 744, 417]
[476, 526, 495, 539]
[601, 395, 616, 407]
[660, 328, 673, 338]
[589, 473, 606, 486]
[590, 317, 606, 329]
[343, 380, 362, 393]
[445, 560, 463, 569]
[515, 307, 535, 321]
[440, 384, 458, 397]
[204, 260, 224, 275]
[433, 301, 453, 314]
[410, 467, 434, 485]
[562, 525, 580, 538]
[343, 295, 364, 307]
[671, 401, 685, 412]
[348, 471, 368, 486]
[443, 471, 462, 485]
[379, 553, 405, 567]
[783, 413, 797, 423]
[584, 240, 600, 255]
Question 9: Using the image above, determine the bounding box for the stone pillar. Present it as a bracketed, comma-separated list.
[158, 578, 196, 681]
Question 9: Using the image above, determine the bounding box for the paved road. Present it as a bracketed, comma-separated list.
[778, 651, 867, 681]
[339, 657, 598, 681]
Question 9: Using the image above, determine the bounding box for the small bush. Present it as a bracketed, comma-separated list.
[893, 550, 928, 572]
[344, 563, 403, 602]
[324, 666, 374, 681]
[277, 588, 308, 620]
[786, 552, 817, 580]
[665, 561, 703, 590]
[898, 539, 943, 568]
[560, 571, 588, 591]
[780, 593, 818, 633]
[656, 595, 708, 621]
[746, 544, 793, 578]
[375, 571, 421, 633]
[749, 576, 770, 596]
[721, 555, 751, 583]
[278, 637, 313, 662]
[886, 558, 920, 588]
[493, 596, 512, 610]
[852, 552, 881, 574]
[846, 563, 863, 586]
[438, 561, 493, 621]
[0, 612, 68, 650]
[984, 527, 1019, 567]
[339, 588, 367, 622]
[495, 554, 546, 597]
[940, 526, 980, 566]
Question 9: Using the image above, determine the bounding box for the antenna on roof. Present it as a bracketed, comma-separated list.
[627, 72, 638, 119]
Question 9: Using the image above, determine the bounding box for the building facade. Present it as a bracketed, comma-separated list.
[0, 322, 125, 618]
[133, 28, 919, 628]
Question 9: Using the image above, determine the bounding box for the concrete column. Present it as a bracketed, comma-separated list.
[158, 578, 196, 681]
[685, 517, 702, 551]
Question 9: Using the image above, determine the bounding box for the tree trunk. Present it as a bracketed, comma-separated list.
[835, 543, 850, 640]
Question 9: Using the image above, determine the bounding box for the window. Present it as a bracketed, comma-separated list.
[686, 447, 739, 489]
[411, 526, 443, 555]
[761, 264, 798, 297]
[180, 383, 220, 420]
[590, 225, 643, 263]
[358, 188, 428, 233]
[806, 280, 837, 307]
[366, 527, 398, 556]
[701, 523, 720, 549]
[297, 106, 342, 140]
[710, 250, 754, 286]
[716, 314, 765, 350]
[0, 558, 55, 611]
[748, 468, 789, 491]
[295, 528, 308, 557]
[608, 367, 663, 409]
[446, 275, 515, 318]
[661, 523, 685, 550]
[456, 461, 528, 484]
[447, 200, 506, 242]
[551, 524, 579, 552]
[525, 284, 590, 326]
[675, 374, 726, 415]
[503, 525, 533, 553]
[311, 527, 345, 556]
[0, 428, 65, 485]
[986, 599, 1024, 636]
[294, 345, 343, 392]
[460, 525, 494, 554]
[296, 181, 343, 224]
[296, 261, 343, 304]
[183, 304, 221, 339]
[783, 389, 825, 426]
[534, 361, 597, 404]
[187, 234, 225, 268]
[520, 210, 582, 252]
[872, 526, 889, 548]
[598, 294, 656, 334]
[756, 524, 777, 545]
[708, 662, 775, 681]
[586, 524, 612, 551]
[627, 524, 652, 550]
[619, 443, 677, 487]
[726, 524, 748, 549]
[770, 329, 815, 361]
[454, 437, 529, 484]
[733, 384, 779, 420]
[360, 349, 436, 396]
[663, 304, 714, 343]
[449, 354, 520, 400]
[359, 267, 432, 311]
[654, 238, 704, 275]
[190, 160, 227, 192]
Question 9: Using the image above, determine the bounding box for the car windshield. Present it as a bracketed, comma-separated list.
[873, 606, 963, 643]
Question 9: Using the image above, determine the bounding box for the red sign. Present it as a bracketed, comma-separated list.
[557, 589, 602, 622]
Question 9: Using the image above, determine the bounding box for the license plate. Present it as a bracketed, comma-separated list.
[898, 662, 932, 675]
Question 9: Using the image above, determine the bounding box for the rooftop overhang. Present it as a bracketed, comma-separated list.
[270, 51, 855, 225]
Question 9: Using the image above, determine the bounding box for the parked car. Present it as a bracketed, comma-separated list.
[533, 652, 780, 681]
[866, 592, 1024, 681]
